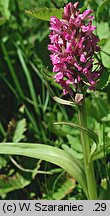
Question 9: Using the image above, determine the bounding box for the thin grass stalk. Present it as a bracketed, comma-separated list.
[17, 48, 40, 115]
[1, 43, 24, 98]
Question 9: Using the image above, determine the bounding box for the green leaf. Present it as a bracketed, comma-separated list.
[52, 178, 76, 200]
[89, 143, 97, 161]
[0, 0, 10, 20]
[0, 155, 7, 169]
[101, 47, 110, 69]
[102, 113, 110, 122]
[98, 38, 109, 46]
[96, 68, 109, 89]
[13, 119, 27, 143]
[99, 186, 110, 200]
[91, 143, 110, 161]
[0, 122, 6, 137]
[96, 0, 110, 18]
[99, 179, 110, 199]
[54, 122, 99, 144]
[97, 21, 110, 40]
[0, 143, 87, 196]
[0, 157, 42, 195]
[53, 96, 76, 107]
[87, 94, 109, 122]
[25, 8, 63, 21]
[67, 135, 82, 153]
[0, 172, 32, 195]
[17, 48, 40, 115]
[62, 144, 83, 160]
[97, 22, 110, 68]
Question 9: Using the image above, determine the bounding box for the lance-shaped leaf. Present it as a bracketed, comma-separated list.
[53, 96, 76, 107]
[0, 143, 87, 196]
[25, 8, 63, 21]
[43, 72, 76, 107]
[54, 122, 99, 144]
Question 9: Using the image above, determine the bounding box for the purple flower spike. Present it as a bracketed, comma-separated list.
[48, 2, 103, 94]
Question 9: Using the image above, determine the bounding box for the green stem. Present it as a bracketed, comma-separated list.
[78, 99, 97, 199]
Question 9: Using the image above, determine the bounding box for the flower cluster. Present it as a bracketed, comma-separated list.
[48, 2, 102, 95]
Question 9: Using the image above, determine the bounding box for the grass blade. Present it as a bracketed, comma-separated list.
[17, 48, 40, 115]
[0, 142, 87, 196]
[1, 43, 24, 98]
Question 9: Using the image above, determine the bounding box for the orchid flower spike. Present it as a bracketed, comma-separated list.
[48, 2, 103, 95]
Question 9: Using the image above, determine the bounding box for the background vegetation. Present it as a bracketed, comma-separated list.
[0, 0, 110, 199]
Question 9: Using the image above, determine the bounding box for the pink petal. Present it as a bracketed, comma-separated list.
[54, 72, 63, 82]
[74, 62, 82, 71]
[80, 9, 93, 20]
[80, 54, 87, 63]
